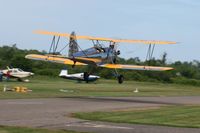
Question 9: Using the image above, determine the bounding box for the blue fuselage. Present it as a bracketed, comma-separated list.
[72, 46, 115, 63]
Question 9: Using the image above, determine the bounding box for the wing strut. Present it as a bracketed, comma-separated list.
[49, 35, 60, 55]
[145, 44, 155, 64]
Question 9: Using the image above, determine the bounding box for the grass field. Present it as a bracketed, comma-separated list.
[0, 76, 200, 99]
[1, 77, 200, 129]
[0, 125, 85, 133]
[73, 106, 200, 128]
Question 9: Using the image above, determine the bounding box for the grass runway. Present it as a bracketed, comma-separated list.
[0, 76, 200, 99]
[0, 76, 200, 131]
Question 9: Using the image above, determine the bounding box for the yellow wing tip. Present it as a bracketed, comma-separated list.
[33, 30, 50, 34]
[164, 67, 174, 71]
[25, 54, 35, 59]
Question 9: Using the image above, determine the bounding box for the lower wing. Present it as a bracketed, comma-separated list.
[25, 54, 173, 71]
[100, 64, 173, 71]
[25, 54, 86, 65]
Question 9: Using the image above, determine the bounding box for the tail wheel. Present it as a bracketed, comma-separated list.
[83, 72, 89, 83]
[117, 75, 124, 84]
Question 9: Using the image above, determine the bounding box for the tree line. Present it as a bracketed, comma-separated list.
[0, 45, 199, 85]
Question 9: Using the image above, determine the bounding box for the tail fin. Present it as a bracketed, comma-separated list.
[7, 66, 11, 70]
[59, 69, 68, 76]
[68, 31, 79, 57]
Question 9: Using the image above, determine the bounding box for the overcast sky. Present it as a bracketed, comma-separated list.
[0, 0, 199, 62]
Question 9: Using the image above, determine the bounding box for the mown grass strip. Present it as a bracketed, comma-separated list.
[0, 125, 87, 133]
[73, 106, 200, 128]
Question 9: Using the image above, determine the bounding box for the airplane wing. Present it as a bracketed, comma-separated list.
[69, 57, 102, 66]
[34, 30, 177, 44]
[25, 54, 86, 65]
[99, 64, 173, 71]
[26, 54, 104, 66]
[26, 54, 173, 71]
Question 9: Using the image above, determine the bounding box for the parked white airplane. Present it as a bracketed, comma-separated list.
[2, 66, 34, 81]
[59, 69, 100, 83]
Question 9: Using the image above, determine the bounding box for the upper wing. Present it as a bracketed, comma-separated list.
[34, 30, 177, 45]
[25, 54, 86, 65]
[100, 64, 173, 71]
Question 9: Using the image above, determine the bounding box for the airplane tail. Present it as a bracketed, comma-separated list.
[59, 69, 68, 76]
[68, 31, 79, 57]
[7, 66, 13, 70]
[7, 66, 10, 70]
[7, 66, 11, 70]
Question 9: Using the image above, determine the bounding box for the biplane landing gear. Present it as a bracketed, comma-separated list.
[113, 68, 124, 84]
[72, 64, 75, 68]
[117, 74, 124, 84]
[83, 72, 89, 83]
[72, 61, 76, 68]
[17, 78, 23, 82]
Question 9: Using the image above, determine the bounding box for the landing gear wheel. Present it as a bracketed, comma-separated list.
[117, 75, 124, 84]
[17, 78, 23, 82]
[83, 72, 89, 83]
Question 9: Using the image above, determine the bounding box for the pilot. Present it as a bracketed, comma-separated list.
[109, 44, 115, 49]
[96, 46, 105, 53]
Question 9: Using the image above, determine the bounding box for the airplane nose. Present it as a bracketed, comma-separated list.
[30, 73, 34, 76]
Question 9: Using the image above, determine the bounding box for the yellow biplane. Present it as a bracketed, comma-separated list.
[25, 30, 176, 83]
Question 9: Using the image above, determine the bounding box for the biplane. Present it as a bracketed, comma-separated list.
[25, 30, 176, 83]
